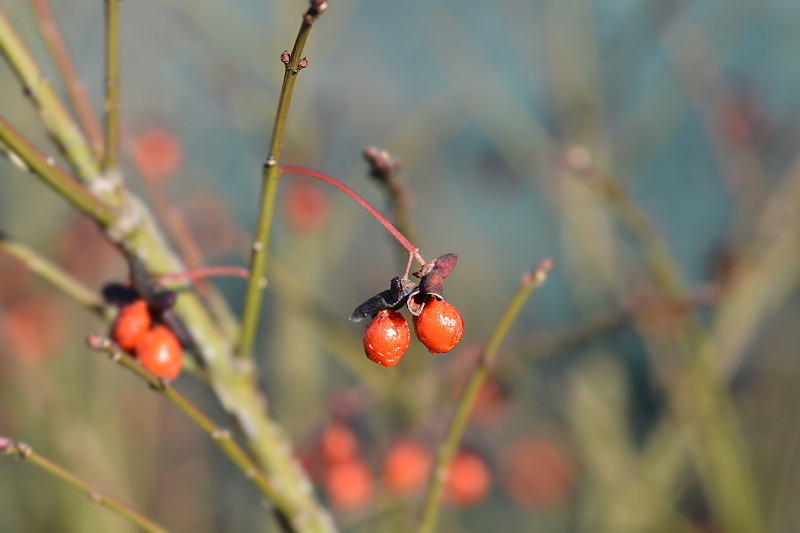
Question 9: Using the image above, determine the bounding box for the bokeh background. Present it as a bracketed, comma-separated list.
[2, 0, 800, 531]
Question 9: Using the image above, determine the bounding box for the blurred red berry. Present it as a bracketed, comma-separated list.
[325, 458, 373, 510]
[413, 298, 463, 354]
[283, 179, 330, 232]
[0, 254, 30, 300]
[112, 300, 151, 352]
[445, 451, 491, 507]
[500, 436, 575, 508]
[319, 423, 359, 465]
[363, 309, 410, 367]
[382, 440, 432, 495]
[1, 296, 66, 364]
[131, 127, 182, 182]
[136, 325, 182, 380]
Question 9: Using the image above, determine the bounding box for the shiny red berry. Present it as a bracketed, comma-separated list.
[413, 297, 463, 354]
[362, 309, 410, 367]
[112, 300, 151, 352]
[136, 325, 183, 380]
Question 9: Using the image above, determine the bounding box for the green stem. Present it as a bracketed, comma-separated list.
[417, 259, 552, 533]
[88, 336, 297, 522]
[0, 115, 114, 227]
[592, 174, 764, 533]
[0, 437, 171, 533]
[0, 232, 112, 320]
[0, 7, 101, 184]
[103, 0, 120, 172]
[237, 13, 316, 360]
[29, 0, 104, 157]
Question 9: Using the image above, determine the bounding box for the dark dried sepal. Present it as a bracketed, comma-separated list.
[101, 283, 138, 306]
[432, 253, 458, 278]
[147, 290, 177, 313]
[350, 277, 418, 322]
[419, 271, 444, 298]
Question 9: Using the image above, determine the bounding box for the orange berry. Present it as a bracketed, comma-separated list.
[500, 437, 575, 508]
[284, 180, 330, 232]
[363, 309, 410, 367]
[136, 325, 182, 380]
[319, 423, 359, 465]
[325, 458, 373, 510]
[445, 451, 490, 507]
[112, 300, 151, 352]
[131, 127, 182, 182]
[413, 298, 463, 354]
[383, 440, 432, 495]
[2, 296, 66, 364]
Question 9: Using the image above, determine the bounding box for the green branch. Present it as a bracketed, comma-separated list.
[237, 3, 324, 361]
[0, 436, 171, 533]
[0, 115, 114, 227]
[417, 259, 552, 533]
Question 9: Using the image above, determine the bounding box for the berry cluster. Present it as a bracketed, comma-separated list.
[112, 299, 183, 380]
[351, 253, 464, 367]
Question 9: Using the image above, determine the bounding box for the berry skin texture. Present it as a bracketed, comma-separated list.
[445, 451, 491, 507]
[363, 309, 410, 367]
[382, 440, 432, 495]
[413, 298, 464, 354]
[112, 300, 151, 352]
[136, 325, 183, 380]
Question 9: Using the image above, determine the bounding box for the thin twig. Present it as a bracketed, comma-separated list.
[0, 436, 171, 533]
[0, 115, 114, 227]
[237, 2, 327, 361]
[86, 335, 297, 524]
[0, 232, 112, 320]
[102, 0, 120, 173]
[29, 0, 104, 157]
[417, 259, 552, 533]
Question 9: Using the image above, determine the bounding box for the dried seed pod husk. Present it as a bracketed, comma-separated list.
[350, 277, 417, 322]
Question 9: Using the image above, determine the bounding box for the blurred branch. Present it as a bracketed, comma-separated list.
[237, 1, 326, 362]
[0, 7, 104, 189]
[417, 259, 552, 533]
[86, 335, 297, 527]
[0, 115, 115, 227]
[0, 232, 112, 320]
[29, 0, 104, 157]
[102, 0, 120, 173]
[587, 172, 765, 533]
[0, 436, 171, 533]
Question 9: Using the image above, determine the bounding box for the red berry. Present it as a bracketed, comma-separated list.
[500, 436, 575, 508]
[382, 440, 432, 495]
[136, 325, 182, 380]
[319, 423, 359, 465]
[412, 298, 463, 354]
[112, 300, 151, 352]
[362, 310, 410, 367]
[445, 451, 491, 507]
[325, 458, 374, 510]
[131, 127, 182, 183]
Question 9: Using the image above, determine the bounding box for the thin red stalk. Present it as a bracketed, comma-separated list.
[280, 166, 425, 266]
[156, 266, 250, 284]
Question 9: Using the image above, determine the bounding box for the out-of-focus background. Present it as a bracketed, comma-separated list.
[2, 0, 800, 531]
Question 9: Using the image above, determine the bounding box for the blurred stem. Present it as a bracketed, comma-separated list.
[281, 166, 425, 265]
[103, 0, 120, 173]
[417, 259, 552, 533]
[0, 232, 112, 320]
[0, 437, 170, 533]
[88, 337, 297, 525]
[29, 0, 104, 157]
[591, 174, 764, 533]
[0, 116, 114, 227]
[0, 7, 102, 186]
[237, 11, 317, 361]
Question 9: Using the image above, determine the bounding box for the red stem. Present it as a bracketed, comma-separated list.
[280, 166, 425, 266]
[156, 266, 251, 284]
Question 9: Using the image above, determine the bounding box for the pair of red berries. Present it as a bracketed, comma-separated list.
[363, 297, 464, 367]
[112, 299, 183, 380]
